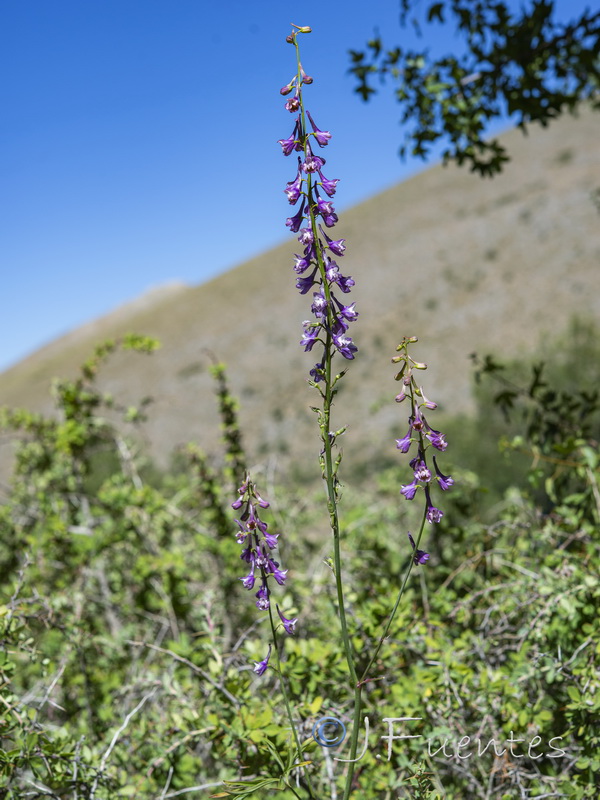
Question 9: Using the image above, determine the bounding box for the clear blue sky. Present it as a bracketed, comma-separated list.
[0, 0, 590, 372]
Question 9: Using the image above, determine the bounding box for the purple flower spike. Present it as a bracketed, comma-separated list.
[253, 644, 272, 676]
[408, 532, 429, 565]
[279, 44, 358, 373]
[276, 604, 298, 635]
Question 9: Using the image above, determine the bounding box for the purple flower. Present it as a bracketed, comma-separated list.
[411, 459, 431, 482]
[253, 644, 272, 676]
[302, 142, 326, 173]
[433, 457, 454, 491]
[266, 556, 288, 585]
[263, 530, 279, 549]
[255, 579, 270, 610]
[284, 162, 304, 204]
[278, 120, 299, 155]
[300, 321, 320, 351]
[411, 406, 425, 431]
[240, 571, 256, 590]
[318, 168, 339, 197]
[293, 251, 313, 273]
[307, 111, 331, 146]
[311, 289, 328, 318]
[285, 200, 305, 233]
[298, 227, 314, 245]
[395, 427, 413, 453]
[310, 361, 325, 382]
[400, 480, 418, 500]
[276, 604, 298, 635]
[332, 296, 358, 322]
[425, 489, 443, 523]
[296, 274, 317, 295]
[426, 428, 448, 451]
[408, 532, 429, 565]
[320, 226, 346, 256]
[333, 333, 357, 360]
[426, 505, 443, 523]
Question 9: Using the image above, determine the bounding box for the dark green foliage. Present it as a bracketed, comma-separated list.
[348, 1, 600, 175]
[1, 338, 598, 798]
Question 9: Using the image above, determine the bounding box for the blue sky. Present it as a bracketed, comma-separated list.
[0, 0, 591, 372]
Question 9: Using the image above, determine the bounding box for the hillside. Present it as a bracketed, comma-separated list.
[1, 108, 599, 482]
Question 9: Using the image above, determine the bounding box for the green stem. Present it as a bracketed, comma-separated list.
[267, 603, 316, 799]
[360, 505, 428, 683]
[293, 33, 361, 799]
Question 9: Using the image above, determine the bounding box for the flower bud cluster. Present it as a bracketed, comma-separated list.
[393, 338, 454, 563]
[232, 476, 298, 666]
[278, 28, 358, 382]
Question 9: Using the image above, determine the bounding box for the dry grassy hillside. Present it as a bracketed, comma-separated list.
[1, 108, 599, 482]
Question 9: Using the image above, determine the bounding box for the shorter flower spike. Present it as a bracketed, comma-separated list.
[393, 338, 453, 525]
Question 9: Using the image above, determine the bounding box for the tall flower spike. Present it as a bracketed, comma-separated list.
[278, 33, 358, 378]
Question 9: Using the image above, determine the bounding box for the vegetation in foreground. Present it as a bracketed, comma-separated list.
[0, 332, 598, 799]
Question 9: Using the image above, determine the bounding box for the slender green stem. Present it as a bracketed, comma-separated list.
[360, 505, 428, 683]
[267, 602, 315, 798]
[292, 33, 362, 799]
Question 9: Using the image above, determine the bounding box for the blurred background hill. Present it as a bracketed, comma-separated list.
[1, 107, 598, 484]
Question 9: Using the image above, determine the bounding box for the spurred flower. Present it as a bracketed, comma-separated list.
[307, 110, 331, 146]
[408, 532, 429, 565]
[396, 427, 412, 453]
[276, 604, 298, 635]
[433, 456, 454, 490]
[253, 644, 272, 676]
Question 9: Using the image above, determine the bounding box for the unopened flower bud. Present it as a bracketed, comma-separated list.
[286, 33, 296, 43]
